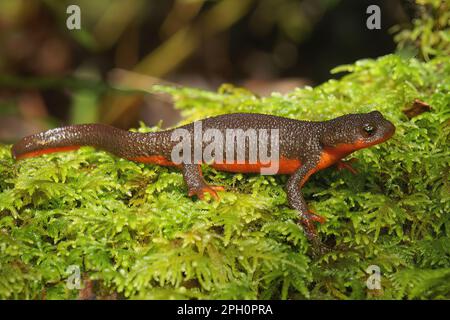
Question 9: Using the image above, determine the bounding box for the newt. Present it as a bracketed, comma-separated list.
[11, 111, 395, 243]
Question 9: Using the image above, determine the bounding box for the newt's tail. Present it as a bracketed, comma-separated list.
[11, 124, 155, 161]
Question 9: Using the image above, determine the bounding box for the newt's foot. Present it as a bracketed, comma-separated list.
[336, 158, 358, 174]
[188, 185, 224, 201]
[298, 210, 327, 254]
[299, 217, 318, 240]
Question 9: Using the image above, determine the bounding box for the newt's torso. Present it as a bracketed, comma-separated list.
[131, 113, 321, 174]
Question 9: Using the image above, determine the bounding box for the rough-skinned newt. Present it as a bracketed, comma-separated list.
[11, 111, 395, 243]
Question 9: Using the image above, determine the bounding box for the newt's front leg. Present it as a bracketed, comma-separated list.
[182, 164, 224, 200]
[286, 159, 325, 244]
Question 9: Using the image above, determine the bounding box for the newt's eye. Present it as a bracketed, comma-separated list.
[363, 124, 376, 137]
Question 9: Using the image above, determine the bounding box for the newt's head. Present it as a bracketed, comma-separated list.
[321, 111, 396, 152]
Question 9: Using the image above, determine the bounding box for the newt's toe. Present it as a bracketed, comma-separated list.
[298, 217, 318, 241]
[307, 210, 327, 224]
[336, 158, 358, 174]
[188, 185, 223, 201]
[297, 216, 327, 253]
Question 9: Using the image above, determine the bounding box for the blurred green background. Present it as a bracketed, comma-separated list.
[0, 0, 412, 140]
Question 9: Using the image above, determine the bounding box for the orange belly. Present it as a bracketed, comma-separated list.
[17, 148, 303, 175]
[128, 155, 176, 166]
[211, 158, 302, 174]
[131, 156, 302, 174]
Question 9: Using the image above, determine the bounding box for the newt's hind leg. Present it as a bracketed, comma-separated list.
[182, 164, 224, 201]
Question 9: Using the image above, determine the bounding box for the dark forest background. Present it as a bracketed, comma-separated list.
[0, 0, 415, 141]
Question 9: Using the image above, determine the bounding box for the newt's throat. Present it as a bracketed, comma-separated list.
[319, 137, 387, 170]
[318, 144, 359, 170]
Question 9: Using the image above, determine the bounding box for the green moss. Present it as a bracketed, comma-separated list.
[0, 0, 449, 300]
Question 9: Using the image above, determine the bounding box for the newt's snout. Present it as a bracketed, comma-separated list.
[374, 117, 396, 144]
[385, 119, 396, 139]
